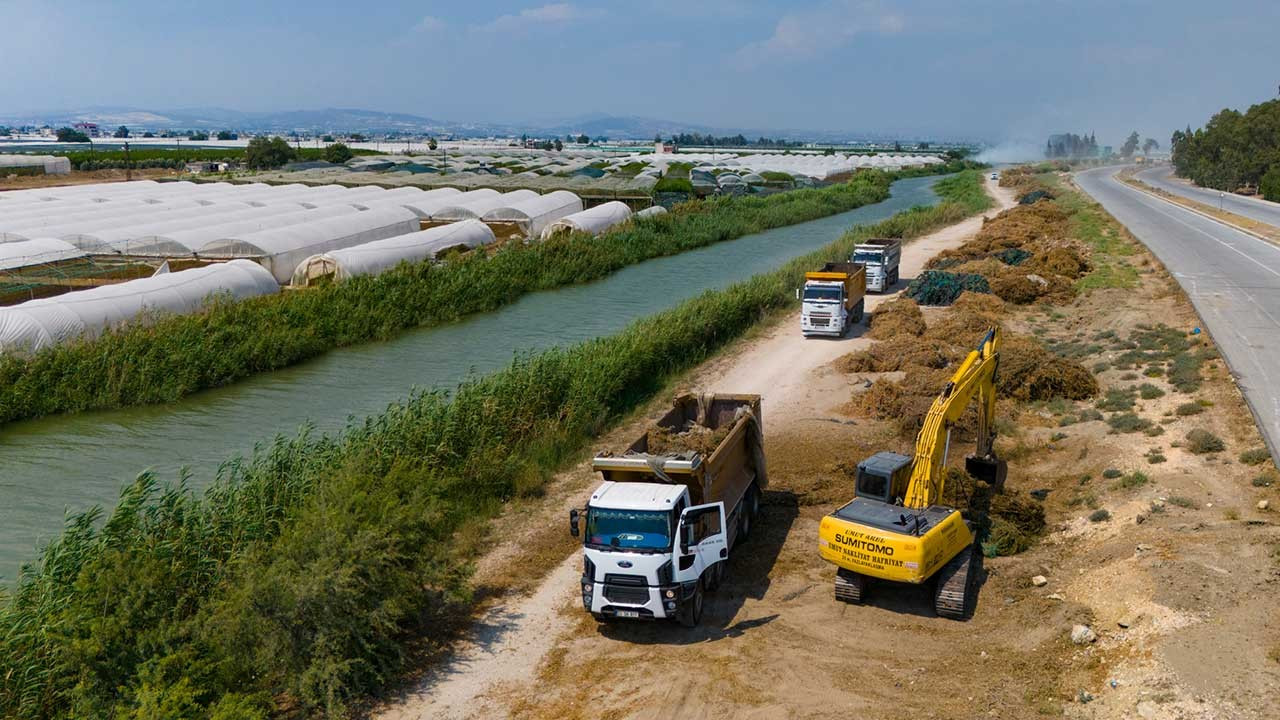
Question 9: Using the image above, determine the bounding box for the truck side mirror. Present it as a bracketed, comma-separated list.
[569, 509, 580, 538]
[679, 524, 694, 554]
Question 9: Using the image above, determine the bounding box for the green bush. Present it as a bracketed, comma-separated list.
[1175, 402, 1204, 416]
[1239, 448, 1272, 466]
[1185, 429, 1225, 454]
[0, 169, 995, 719]
[1261, 165, 1280, 203]
[1138, 383, 1165, 400]
[1102, 468, 1123, 479]
[1107, 413, 1152, 433]
[1088, 509, 1111, 522]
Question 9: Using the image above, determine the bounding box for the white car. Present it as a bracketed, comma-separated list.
[990, 172, 1000, 180]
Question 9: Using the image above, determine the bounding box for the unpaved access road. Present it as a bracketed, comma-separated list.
[375, 176, 1018, 720]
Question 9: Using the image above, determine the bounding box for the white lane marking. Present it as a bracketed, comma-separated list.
[1106, 173, 1280, 281]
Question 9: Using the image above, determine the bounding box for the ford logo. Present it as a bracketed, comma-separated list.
[617, 560, 633, 568]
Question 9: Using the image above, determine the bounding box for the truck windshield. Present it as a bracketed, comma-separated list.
[586, 508, 674, 551]
[853, 251, 883, 264]
[803, 287, 842, 302]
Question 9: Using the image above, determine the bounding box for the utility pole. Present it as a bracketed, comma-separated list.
[124, 141, 132, 181]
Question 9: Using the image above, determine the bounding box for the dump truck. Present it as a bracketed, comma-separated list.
[818, 328, 1006, 619]
[571, 393, 767, 627]
[852, 238, 902, 292]
[799, 261, 866, 337]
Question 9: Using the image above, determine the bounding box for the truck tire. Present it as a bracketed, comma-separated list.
[679, 581, 704, 628]
[852, 299, 865, 324]
[739, 484, 758, 541]
[705, 562, 724, 591]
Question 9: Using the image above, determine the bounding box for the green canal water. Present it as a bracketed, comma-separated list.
[0, 175, 942, 579]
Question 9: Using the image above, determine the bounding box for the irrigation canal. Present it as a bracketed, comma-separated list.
[0, 174, 942, 579]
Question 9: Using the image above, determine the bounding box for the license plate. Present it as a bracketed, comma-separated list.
[616, 610, 640, 618]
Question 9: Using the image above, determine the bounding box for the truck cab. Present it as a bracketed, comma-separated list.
[574, 481, 727, 625]
[800, 262, 866, 337]
[853, 238, 902, 293]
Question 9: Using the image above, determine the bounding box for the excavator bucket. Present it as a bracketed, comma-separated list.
[965, 455, 1007, 492]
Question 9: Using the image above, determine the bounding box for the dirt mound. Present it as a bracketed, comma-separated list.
[867, 296, 926, 339]
[646, 421, 730, 455]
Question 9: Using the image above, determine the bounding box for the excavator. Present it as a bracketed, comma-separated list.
[818, 328, 1006, 619]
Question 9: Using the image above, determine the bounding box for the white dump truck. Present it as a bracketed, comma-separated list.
[853, 238, 902, 292]
[800, 261, 866, 337]
[570, 394, 767, 627]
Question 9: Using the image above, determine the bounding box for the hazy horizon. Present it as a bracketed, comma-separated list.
[4, 0, 1279, 147]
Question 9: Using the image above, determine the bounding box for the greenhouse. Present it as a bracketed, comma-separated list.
[0, 154, 72, 175]
[431, 189, 537, 223]
[635, 205, 668, 219]
[540, 201, 632, 240]
[135, 206, 363, 258]
[199, 207, 420, 283]
[482, 190, 583, 238]
[1, 201, 243, 244]
[0, 238, 86, 271]
[101, 205, 324, 256]
[0, 260, 279, 355]
[291, 219, 495, 287]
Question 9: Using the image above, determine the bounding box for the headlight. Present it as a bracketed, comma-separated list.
[664, 589, 675, 599]
[582, 583, 592, 594]
[665, 601, 677, 611]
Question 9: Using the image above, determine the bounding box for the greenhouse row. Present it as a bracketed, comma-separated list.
[0, 180, 590, 270]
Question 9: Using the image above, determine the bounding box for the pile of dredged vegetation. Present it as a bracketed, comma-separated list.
[0, 171, 994, 720]
[0, 164, 974, 426]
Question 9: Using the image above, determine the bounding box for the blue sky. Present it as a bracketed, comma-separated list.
[3, 0, 1279, 145]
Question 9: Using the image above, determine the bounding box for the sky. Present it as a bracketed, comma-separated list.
[3, 0, 1279, 148]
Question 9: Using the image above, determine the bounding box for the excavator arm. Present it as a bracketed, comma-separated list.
[902, 328, 1003, 509]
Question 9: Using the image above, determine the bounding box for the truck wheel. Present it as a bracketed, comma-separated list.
[679, 581, 704, 628]
[739, 485, 758, 540]
[705, 562, 724, 591]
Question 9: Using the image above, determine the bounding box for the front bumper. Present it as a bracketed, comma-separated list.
[582, 576, 685, 619]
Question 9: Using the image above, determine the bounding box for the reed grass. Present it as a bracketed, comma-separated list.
[0, 162, 973, 426]
[0, 170, 989, 719]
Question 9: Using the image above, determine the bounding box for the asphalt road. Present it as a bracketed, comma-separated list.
[1136, 164, 1280, 227]
[1076, 166, 1280, 455]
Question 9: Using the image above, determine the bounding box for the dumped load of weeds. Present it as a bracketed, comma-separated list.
[647, 421, 731, 456]
[906, 270, 991, 306]
[924, 201, 1089, 305]
[867, 296, 926, 339]
[940, 468, 1047, 556]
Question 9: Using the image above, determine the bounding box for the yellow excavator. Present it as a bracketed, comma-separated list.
[818, 328, 1005, 619]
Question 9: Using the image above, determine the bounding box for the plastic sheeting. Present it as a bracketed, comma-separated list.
[135, 205, 362, 258]
[0, 155, 71, 175]
[291, 219, 495, 286]
[431, 189, 535, 222]
[540, 201, 631, 240]
[0, 237, 86, 271]
[482, 190, 583, 238]
[200, 206, 420, 283]
[0, 260, 279, 355]
[635, 205, 668, 220]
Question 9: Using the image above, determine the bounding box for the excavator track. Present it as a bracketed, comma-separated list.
[834, 568, 867, 604]
[934, 542, 981, 619]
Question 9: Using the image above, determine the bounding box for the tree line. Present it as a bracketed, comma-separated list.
[1171, 98, 1280, 199]
[661, 132, 804, 148]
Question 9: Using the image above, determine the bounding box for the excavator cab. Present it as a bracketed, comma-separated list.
[854, 452, 913, 504]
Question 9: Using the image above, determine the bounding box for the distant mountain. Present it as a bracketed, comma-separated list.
[0, 106, 964, 144]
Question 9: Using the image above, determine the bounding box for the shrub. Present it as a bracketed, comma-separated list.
[1088, 509, 1111, 522]
[1113, 471, 1150, 489]
[1167, 495, 1197, 508]
[1138, 383, 1165, 400]
[1185, 429, 1225, 454]
[1239, 448, 1272, 466]
[1147, 452, 1167, 464]
[1102, 468, 1123, 479]
[1262, 165, 1280, 203]
[1175, 402, 1204, 416]
[1107, 413, 1152, 433]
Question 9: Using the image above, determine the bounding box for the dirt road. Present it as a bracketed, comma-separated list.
[377, 176, 1018, 720]
[379, 171, 1280, 719]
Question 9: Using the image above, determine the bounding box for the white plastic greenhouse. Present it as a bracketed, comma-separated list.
[291, 219, 495, 287]
[133, 205, 363, 258]
[0, 154, 71, 175]
[540, 201, 632, 240]
[635, 205, 668, 220]
[199, 206, 420, 283]
[431, 190, 537, 222]
[0, 260, 279, 355]
[99, 205, 314, 256]
[482, 191, 583, 238]
[0, 238, 86, 271]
